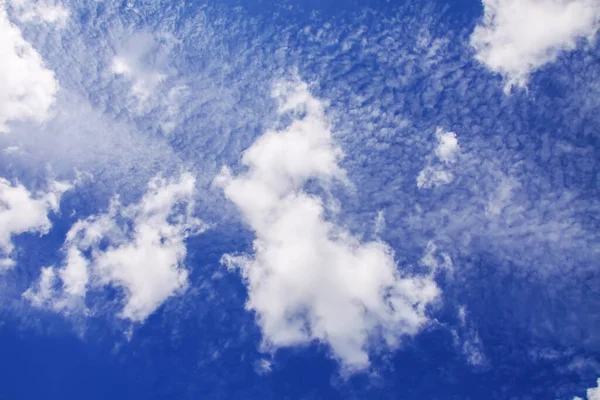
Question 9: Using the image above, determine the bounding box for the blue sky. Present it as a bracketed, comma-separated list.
[0, 0, 599, 399]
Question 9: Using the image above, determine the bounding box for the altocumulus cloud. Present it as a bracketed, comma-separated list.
[25, 173, 205, 322]
[471, 0, 600, 91]
[216, 78, 440, 371]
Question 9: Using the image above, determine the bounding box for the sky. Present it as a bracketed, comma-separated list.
[0, 0, 599, 398]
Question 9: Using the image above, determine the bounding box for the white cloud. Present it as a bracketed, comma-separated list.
[111, 32, 169, 103]
[417, 127, 460, 189]
[0, 4, 59, 132]
[7, 0, 69, 27]
[254, 358, 273, 375]
[24, 173, 205, 322]
[0, 177, 70, 268]
[574, 378, 600, 400]
[435, 128, 459, 162]
[217, 78, 440, 371]
[452, 306, 486, 367]
[471, 0, 600, 91]
[420, 241, 453, 272]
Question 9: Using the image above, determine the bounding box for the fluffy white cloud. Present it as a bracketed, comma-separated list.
[217, 79, 440, 371]
[574, 378, 600, 400]
[24, 173, 204, 322]
[0, 4, 59, 132]
[471, 0, 600, 91]
[6, 0, 69, 26]
[417, 127, 459, 189]
[0, 177, 70, 268]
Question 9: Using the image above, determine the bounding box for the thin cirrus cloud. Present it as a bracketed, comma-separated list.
[471, 0, 600, 91]
[25, 173, 205, 322]
[216, 78, 440, 371]
[0, 178, 71, 269]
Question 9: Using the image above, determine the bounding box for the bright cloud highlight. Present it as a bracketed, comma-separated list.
[417, 127, 460, 189]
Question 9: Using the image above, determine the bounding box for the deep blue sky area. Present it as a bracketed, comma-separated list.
[0, 0, 599, 399]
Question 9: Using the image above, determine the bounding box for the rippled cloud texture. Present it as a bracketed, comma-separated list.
[0, 0, 598, 398]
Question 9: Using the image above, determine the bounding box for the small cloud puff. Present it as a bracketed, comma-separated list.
[417, 127, 460, 189]
[110, 32, 170, 103]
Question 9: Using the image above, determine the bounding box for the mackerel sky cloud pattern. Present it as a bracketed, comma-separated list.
[0, 0, 598, 399]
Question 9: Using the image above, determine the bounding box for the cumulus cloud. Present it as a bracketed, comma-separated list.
[471, 0, 600, 90]
[216, 78, 440, 371]
[6, 0, 69, 26]
[0, 4, 59, 132]
[417, 127, 459, 189]
[24, 173, 205, 322]
[574, 378, 600, 400]
[0, 178, 70, 268]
